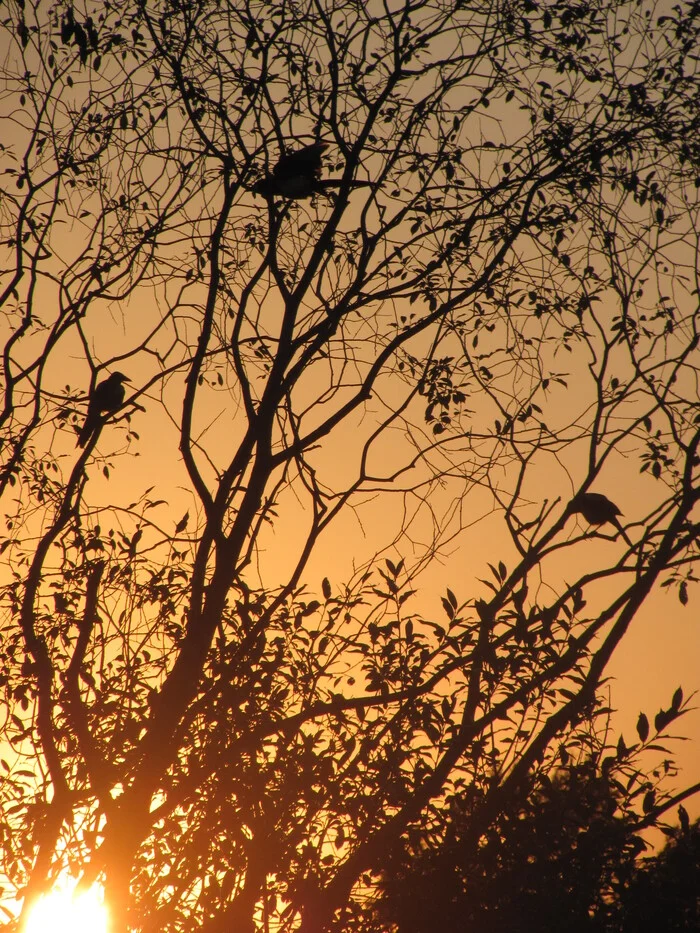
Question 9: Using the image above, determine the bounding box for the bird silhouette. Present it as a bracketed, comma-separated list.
[252, 142, 374, 199]
[569, 492, 633, 546]
[77, 372, 130, 448]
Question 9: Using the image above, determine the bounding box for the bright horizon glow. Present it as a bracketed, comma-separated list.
[23, 878, 108, 933]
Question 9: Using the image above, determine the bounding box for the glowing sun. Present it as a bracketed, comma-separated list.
[23, 878, 108, 933]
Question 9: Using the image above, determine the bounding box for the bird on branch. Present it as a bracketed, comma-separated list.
[252, 142, 374, 199]
[568, 491, 633, 546]
[77, 372, 131, 448]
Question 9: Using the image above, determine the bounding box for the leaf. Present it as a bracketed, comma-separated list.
[671, 686, 683, 711]
[474, 599, 490, 623]
[654, 708, 672, 732]
[636, 712, 649, 743]
[441, 597, 455, 620]
[425, 621, 446, 640]
[601, 756, 616, 775]
[423, 718, 441, 742]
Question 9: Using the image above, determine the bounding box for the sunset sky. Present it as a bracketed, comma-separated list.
[2, 0, 700, 928]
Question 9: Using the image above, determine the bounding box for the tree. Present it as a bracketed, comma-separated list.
[374, 758, 627, 933]
[1, 0, 699, 931]
[373, 735, 700, 933]
[615, 812, 700, 932]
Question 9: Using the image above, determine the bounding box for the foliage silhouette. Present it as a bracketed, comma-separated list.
[614, 814, 700, 932]
[376, 758, 700, 933]
[375, 758, 633, 933]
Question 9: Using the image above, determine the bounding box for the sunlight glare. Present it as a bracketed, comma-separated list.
[23, 878, 108, 933]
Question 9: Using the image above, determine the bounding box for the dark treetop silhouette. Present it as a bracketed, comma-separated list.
[77, 372, 131, 448]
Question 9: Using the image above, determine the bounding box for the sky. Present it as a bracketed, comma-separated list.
[1, 11, 699, 926]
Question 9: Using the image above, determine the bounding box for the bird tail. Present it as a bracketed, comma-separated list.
[315, 180, 378, 192]
[613, 518, 634, 548]
[77, 416, 98, 448]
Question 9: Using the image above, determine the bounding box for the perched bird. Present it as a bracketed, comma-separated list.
[77, 372, 130, 448]
[252, 142, 374, 199]
[569, 491, 633, 546]
[252, 142, 329, 198]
